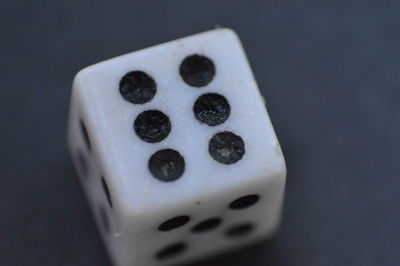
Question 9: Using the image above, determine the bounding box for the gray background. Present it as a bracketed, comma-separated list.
[1, 1, 399, 265]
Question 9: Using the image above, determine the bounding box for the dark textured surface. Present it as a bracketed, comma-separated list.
[209, 131, 245, 165]
[159, 216, 191, 232]
[134, 110, 171, 143]
[180, 54, 216, 87]
[156, 242, 188, 261]
[149, 149, 185, 182]
[229, 195, 260, 210]
[119, 71, 157, 104]
[193, 93, 231, 126]
[191, 218, 222, 233]
[0, 1, 399, 266]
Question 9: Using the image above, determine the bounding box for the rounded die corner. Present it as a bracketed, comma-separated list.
[217, 27, 241, 40]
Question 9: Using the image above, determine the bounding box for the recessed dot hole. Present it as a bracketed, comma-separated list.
[79, 119, 91, 151]
[76, 151, 88, 178]
[158, 215, 190, 232]
[209, 131, 245, 164]
[119, 71, 156, 104]
[225, 223, 254, 238]
[101, 176, 112, 207]
[229, 195, 260, 210]
[156, 242, 187, 260]
[193, 93, 230, 126]
[191, 217, 222, 233]
[179, 54, 215, 87]
[134, 110, 171, 143]
[149, 149, 185, 182]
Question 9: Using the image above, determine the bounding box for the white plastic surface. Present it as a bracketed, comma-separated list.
[68, 28, 286, 266]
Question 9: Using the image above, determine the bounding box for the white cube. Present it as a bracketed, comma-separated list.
[67, 28, 286, 266]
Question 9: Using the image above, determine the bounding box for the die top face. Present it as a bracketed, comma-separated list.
[73, 28, 286, 215]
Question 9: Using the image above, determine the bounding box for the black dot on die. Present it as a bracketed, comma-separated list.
[101, 176, 112, 207]
[229, 195, 260, 210]
[225, 223, 254, 238]
[191, 217, 222, 233]
[193, 93, 230, 126]
[134, 110, 171, 143]
[119, 71, 156, 104]
[209, 131, 245, 165]
[99, 206, 110, 234]
[180, 54, 215, 87]
[149, 149, 185, 182]
[156, 242, 187, 260]
[76, 151, 88, 178]
[158, 215, 190, 232]
[79, 119, 91, 151]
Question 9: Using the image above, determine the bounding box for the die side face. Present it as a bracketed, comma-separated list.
[68, 96, 119, 236]
[119, 173, 285, 266]
[68, 28, 286, 266]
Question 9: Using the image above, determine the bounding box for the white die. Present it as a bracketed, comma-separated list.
[67, 28, 286, 266]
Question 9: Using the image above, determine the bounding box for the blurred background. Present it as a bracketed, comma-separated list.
[1, 1, 399, 265]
